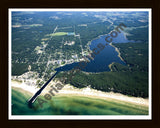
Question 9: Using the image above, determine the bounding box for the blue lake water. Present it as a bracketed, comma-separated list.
[55, 31, 133, 73]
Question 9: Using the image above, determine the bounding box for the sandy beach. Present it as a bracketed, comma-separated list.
[108, 62, 115, 71]
[11, 80, 39, 94]
[57, 84, 148, 107]
[11, 80, 149, 107]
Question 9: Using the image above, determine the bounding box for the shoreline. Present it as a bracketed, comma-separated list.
[87, 21, 115, 47]
[11, 80, 149, 107]
[108, 62, 115, 71]
[57, 84, 149, 107]
[11, 80, 39, 94]
[109, 43, 125, 62]
[86, 32, 112, 50]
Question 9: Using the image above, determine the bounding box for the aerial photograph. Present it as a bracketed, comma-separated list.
[9, 9, 151, 119]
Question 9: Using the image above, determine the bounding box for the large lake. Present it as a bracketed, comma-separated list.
[55, 31, 133, 73]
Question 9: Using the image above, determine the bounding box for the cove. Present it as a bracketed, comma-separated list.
[55, 31, 133, 73]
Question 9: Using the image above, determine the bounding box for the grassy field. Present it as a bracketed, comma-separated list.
[46, 32, 68, 37]
[12, 88, 148, 115]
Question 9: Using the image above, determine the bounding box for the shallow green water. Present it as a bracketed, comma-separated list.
[12, 88, 148, 115]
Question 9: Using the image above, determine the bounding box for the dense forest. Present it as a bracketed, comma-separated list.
[56, 43, 149, 98]
[12, 11, 148, 78]
[12, 11, 149, 98]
